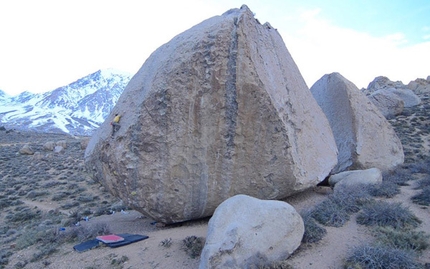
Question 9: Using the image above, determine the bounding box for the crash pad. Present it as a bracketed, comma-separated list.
[96, 234, 124, 243]
[74, 233, 148, 252]
[73, 239, 100, 252]
[106, 233, 149, 248]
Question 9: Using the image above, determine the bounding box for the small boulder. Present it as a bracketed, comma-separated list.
[53, 146, 65, 153]
[329, 168, 382, 190]
[43, 141, 56, 151]
[19, 144, 34, 155]
[80, 137, 90, 150]
[56, 140, 67, 149]
[199, 194, 303, 269]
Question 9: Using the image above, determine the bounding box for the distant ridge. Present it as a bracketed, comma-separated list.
[0, 69, 132, 136]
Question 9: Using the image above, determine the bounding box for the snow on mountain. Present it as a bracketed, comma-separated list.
[0, 69, 132, 135]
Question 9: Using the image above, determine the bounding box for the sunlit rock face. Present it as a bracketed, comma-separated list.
[85, 5, 337, 224]
[310, 72, 404, 174]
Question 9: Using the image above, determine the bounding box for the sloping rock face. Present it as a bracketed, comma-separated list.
[310, 73, 404, 174]
[85, 5, 338, 223]
[199, 195, 303, 269]
[368, 88, 404, 119]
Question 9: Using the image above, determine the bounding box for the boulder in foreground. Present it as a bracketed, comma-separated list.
[199, 195, 304, 269]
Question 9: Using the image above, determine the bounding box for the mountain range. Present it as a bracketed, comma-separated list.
[0, 69, 132, 136]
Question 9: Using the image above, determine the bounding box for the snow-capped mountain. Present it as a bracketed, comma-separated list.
[0, 69, 132, 136]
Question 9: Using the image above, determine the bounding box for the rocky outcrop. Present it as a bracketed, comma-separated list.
[310, 73, 404, 173]
[365, 76, 421, 108]
[367, 89, 404, 118]
[85, 5, 338, 223]
[407, 76, 430, 94]
[19, 144, 34, 155]
[43, 141, 56, 151]
[199, 195, 303, 269]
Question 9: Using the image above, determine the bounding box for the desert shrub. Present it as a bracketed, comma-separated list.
[0, 248, 13, 267]
[160, 238, 172, 248]
[109, 253, 129, 268]
[59, 222, 110, 243]
[94, 204, 111, 217]
[309, 185, 371, 227]
[366, 181, 400, 198]
[5, 207, 42, 224]
[68, 209, 82, 222]
[26, 190, 49, 199]
[30, 245, 57, 262]
[309, 199, 350, 227]
[356, 201, 421, 229]
[15, 229, 43, 249]
[0, 198, 10, 209]
[182, 236, 205, 259]
[14, 260, 28, 269]
[77, 194, 94, 202]
[411, 186, 430, 206]
[300, 211, 327, 243]
[373, 226, 429, 252]
[249, 260, 293, 269]
[51, 191, 71, 201]
[404, 159, 430, 174]
[344, 244, 421, 269]
[331, 185, 373, 213]
[416, 176, 430, 189]
[382, 169, 411, 186]
[42, 181, 61, 188]
[61, 201, 80, 209]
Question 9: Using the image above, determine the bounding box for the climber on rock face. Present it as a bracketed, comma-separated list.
[111, 113, 121, 137]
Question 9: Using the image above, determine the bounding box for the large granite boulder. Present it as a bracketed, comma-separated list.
[310, 73, 404, 174]
[199, 195, 303, 269]
[85, 5, 338, 224]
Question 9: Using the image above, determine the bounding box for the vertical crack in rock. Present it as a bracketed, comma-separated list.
[224, 18, 239, 158]
[221, 17, 239, 198]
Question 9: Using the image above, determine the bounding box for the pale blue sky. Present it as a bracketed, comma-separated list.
[0, 0, 429, 95]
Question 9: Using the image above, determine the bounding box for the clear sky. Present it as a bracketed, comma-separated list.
[0, 0, 429, 96]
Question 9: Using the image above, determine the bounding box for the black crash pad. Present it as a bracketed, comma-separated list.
[73, 233, 148, 252]
[106, 233, 149, 248]
[73, 239, 100, 252]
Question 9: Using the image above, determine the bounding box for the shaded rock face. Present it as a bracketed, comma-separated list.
[85, 5, 337, 223]
[310, 73, 404, 174]
[199, 195, 303, 269]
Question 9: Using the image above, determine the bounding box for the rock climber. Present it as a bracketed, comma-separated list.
[111, 113, 121, 137]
